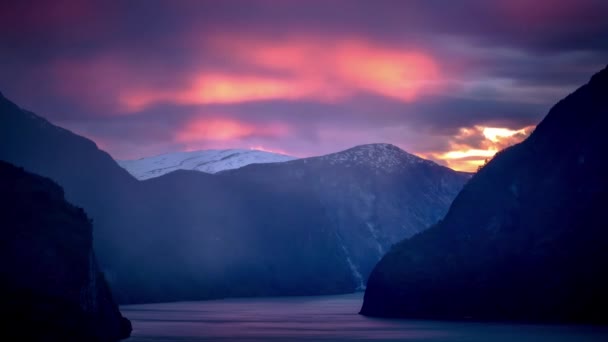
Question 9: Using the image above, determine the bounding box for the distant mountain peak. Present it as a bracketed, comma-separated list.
[349, 143, 402, 152]
[315, 143, 436, 172]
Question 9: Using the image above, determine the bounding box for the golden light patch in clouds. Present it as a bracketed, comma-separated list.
[120, 37, 442, 111]
[174, 118, 290, 145]
[423, 125, 535, 172]
[441, 149, 497, 159]
[482, 127, 529, 142]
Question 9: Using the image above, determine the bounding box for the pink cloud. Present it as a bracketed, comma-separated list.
[118, 36, 444, 111]
[174, 117, 291, 146]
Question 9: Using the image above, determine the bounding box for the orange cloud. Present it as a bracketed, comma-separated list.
[121, 75, 335, 112]
[121, 75, 308, 112]
[120, 37, 442, 111]
[482, 127, 529, 143]
[174, 118, 290, 145]
[420, 125, 535, 172]
[192, 75, 300, 103]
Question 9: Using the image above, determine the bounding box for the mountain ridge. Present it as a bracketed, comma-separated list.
[285, 143, 440, 172]
[0, 91, 469, 304]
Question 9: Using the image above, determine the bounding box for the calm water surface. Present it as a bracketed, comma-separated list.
[122, 293, 608, 341]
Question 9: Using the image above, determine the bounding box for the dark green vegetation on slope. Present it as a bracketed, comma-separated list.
[0, 161, 131, 341]
[361, 65, 608, 324]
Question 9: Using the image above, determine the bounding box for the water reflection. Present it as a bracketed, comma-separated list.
[122, 293, 608, 341]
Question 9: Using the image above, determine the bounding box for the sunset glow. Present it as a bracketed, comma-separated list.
[2, 0, 604, 168]
[422, 125, 535, 172]
[175, 118, 290, 144]
[482, 127, 530, 142]
[442, 149, 498, 160]
[119, 38, 442, 111]
[4, 2, 608, 337]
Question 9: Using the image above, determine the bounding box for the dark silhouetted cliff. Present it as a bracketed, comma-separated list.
[361, 65, 608, 324]
[0, 161, 131, 341]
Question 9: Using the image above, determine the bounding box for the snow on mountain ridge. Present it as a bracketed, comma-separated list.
[118, 144, 445, 180]
[118, 149, 296, 180]
[297, 143, 438, 172]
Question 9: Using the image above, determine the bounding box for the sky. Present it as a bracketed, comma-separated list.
[1, 0, 607, 171]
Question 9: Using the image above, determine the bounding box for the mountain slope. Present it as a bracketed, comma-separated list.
[360, 65, 608, 323]
[0, 94, 352, 302]
[118, 149, 296, 180]
[0, 92, 468, 303]
[221, 143, 469, 289]
[0, 161, 131, 341]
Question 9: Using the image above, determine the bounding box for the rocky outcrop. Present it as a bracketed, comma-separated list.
[360, 65, 608, 324]
[0, 161, 131, 341]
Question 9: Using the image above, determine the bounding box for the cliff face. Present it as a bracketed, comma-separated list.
[0, 161, 131, 341]
[361, 65, 608, 324]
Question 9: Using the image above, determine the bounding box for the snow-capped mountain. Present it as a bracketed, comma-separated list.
[312, 143, 436, 172]
[117, 149, 296, 180]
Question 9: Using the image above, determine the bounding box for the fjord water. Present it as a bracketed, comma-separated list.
[122, 293, 608, 341]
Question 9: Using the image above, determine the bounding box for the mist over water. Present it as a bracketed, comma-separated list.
[122, 293, 608, 341]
